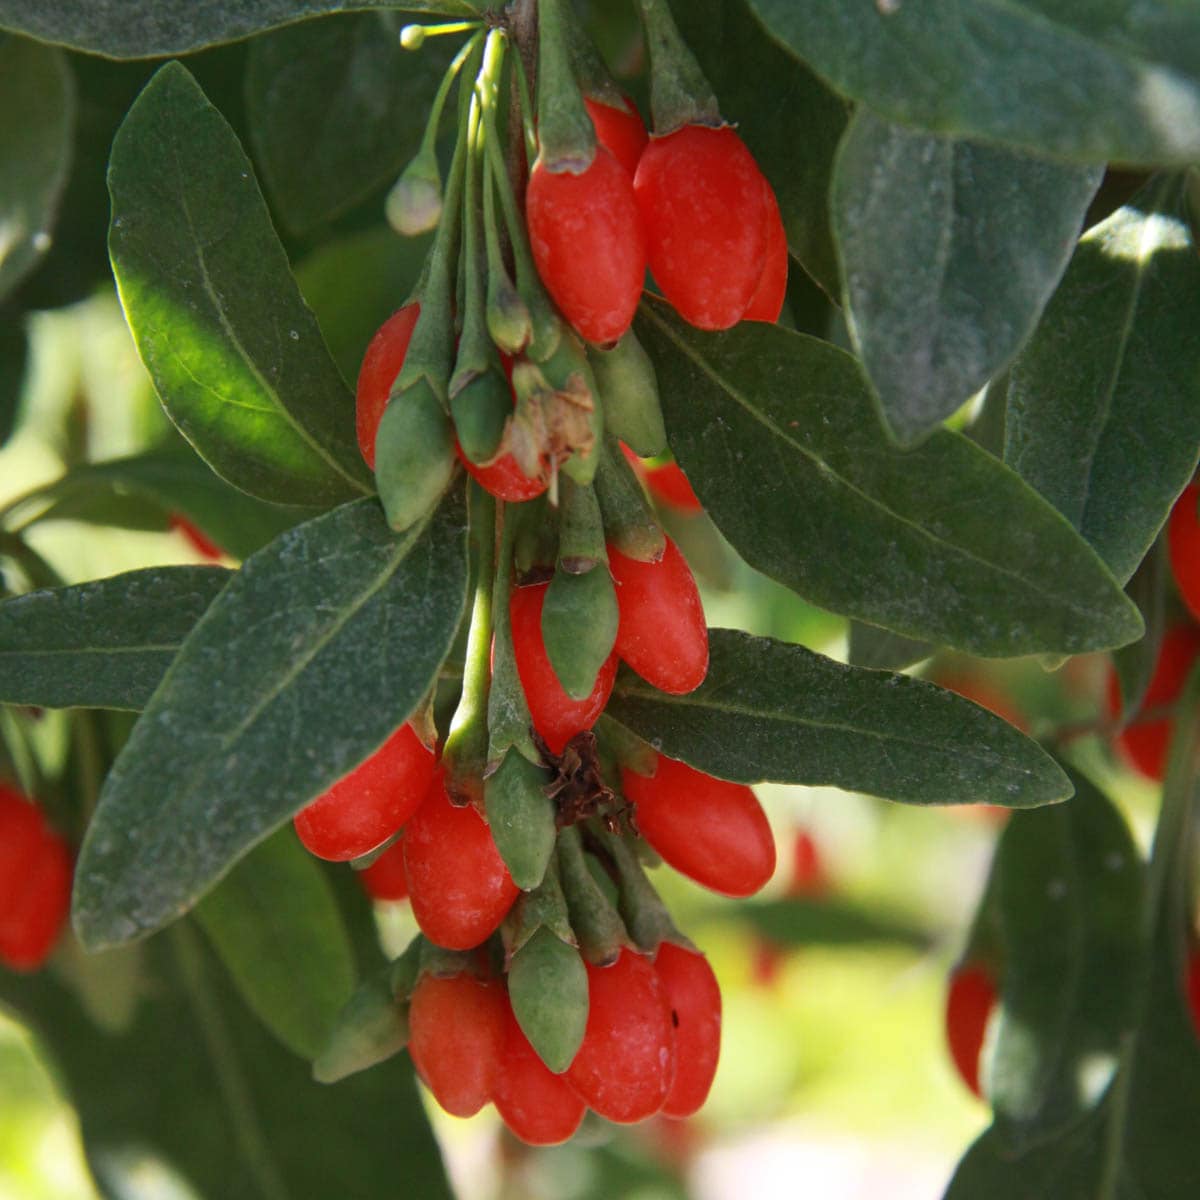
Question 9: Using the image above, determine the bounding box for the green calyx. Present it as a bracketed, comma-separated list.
[508, 925, 589, 1073]
[594, 434, 666, 562]
[386, 148, 443, 237]
[588, 330, 667, 458]
[635, 0, 721, 134]
[543, 566, 618, 701]
[557, 824, 628, 965]
[556, 476, 606, 572]
[535, 0, 597, 173]
[595, 822, 683, 955]
[485, 746, 557, 891]
[311, 965, 408, 1084]
[450, 361, 511, 466]
[373, 378, 456, 532]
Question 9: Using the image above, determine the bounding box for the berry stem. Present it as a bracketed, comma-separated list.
[556, 824, 629, 964]
[556, 477, 607, 573]
[593, 821, 684, 954]
[534, 0, 596, 172]
[635, 0, 721, 133]
[399, 20, 482, 51]
[593, 435, 666, 562]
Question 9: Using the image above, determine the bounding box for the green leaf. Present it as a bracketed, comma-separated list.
[745, 0, 1200, 166]
[637, 299, 1143, 658]
[846, 621, 931, 672]
[0, 921, 451, 1200]
[1113, 538, 1167, 717]
[739, 896, 930, 949]
[833, 110, 1101, 446]
[72, 489, 469, 950]
[0, 315, 26, 449]
[194, 829, 356, 1059]
[0, 1, 480, 58]
[108, 62, 373, 507]
[0, 37, 73, 301]
[0, 566, 230, 710]
[606, 629, 1070, 808]
[986, 770, 1143, 1148]
[667, 0, 848, 296]
[247, 14, 455, 236]
[1005, 174, 1200, 585]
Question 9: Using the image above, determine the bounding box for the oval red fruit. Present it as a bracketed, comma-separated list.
[509, 581, 617, 754]
[356, 304, 420, 469]
[459, 445, 547, 503]
[621, 755, 775, 897]
[293, 723, 436, 862]
[654, 942, 721, 1118]
[945, 963, 997, 1098]
[403, 770, 518, 950]
[356, 838, 408, 902]
[1186, 947, 1200, 1039]
[408, 971, 507, 1117]
[1106, 624, 1200, 781]
[494, 1001, 587, 1145]
[565, 948, 676, 1122]
[1168, 481, 1200, 622]
[526, 148, 646, 345]
[584, 96, 648, 179]
[610, 536, 708, 694]
[634, 125, 770, 330]
[742, 182, 788, 324]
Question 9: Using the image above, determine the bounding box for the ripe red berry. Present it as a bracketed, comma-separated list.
[565, 948, 676, 1123]
[1186, 947, 1200, 1038]
[1168, 481, 1200, 622]
[509, 581, 617, 754]
[408, 971, 507, 1118]
[458, 445, 547, 503]
[609, 536, 708, 695]
[293, 723, 436, 862]
[356, 304, 420, 469]
[0, 786, 72, 972]
[634, 124, 770, 330]
[654, 942, 721, 1118]
[1106, 624, 1200, 781]
[787, 830, 827, 897]
[526, 148, 647, 345]
[621, 444, 703, 513]
[621, 755, 775, 898]
[403, 769, 518, 950]
[742, 182, 788, 325]
[945, 963, 997, 1098]
[169, 514, 223, 561]
[493, 1000, 587, 1145]
[584, 96, 648, 179]
[356, 838, 408, 902]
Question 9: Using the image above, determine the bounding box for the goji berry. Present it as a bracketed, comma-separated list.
[1168, 481, 1200, 622]
[509, 580, 617, 754]
[458, 445, 547, 502]
[169, 514, 223, 561]
[621, 755, 775, 897]
[609, 536, 707, 694]
[945, 963, 997, 1098]
[654, 942, 721, 1118]
[621, 443, 702, 513]
[526, 147, 647, 345]
[634, 125, 770, 330]
[356, 838, 408, 902]
[565, 948, 676, 1123]
[408, 971, 507, 1117]
[403, 768, 518, 950]
[293, 723, 435, 862]
[1187, 947, 1200, 1039]
[787, 830, 827, 897]
[584, 96, 648, 179]
[356, 304, 420, 469]
[741, 180, 788, 324]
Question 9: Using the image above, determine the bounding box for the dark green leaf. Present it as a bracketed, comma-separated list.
[745, 0, 1200, 166]
[637, 299, 1143, 658]
[108, 63, 373, 507]
[247, 14, 454, 235]
[1113, 538, 1167, 717]
[846, 621, 931, 672]
[0, 1, 480, 58]
[0, 566, 230, 710]
[0, 315, 26, 449]
[72, 490, 469, 951]
[0, 37, 73, 301]
[738, 896, 930, 949]
[667, 0, 848, 296]
[986, 770, 1143, 1148]
[195, 829, 356, 1059]
[0, 922, 450, 1200]
[1005, 174, 1200, 584]
[607, 629, 1070, 808]
[834, 110, 1101, 446]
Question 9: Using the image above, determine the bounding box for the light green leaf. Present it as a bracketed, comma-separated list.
[1005, 174, 1200, 584]
[607, 629, 1070, 808]
[637, 299, 1143, 658]
[745, 0, 1200, 165]
[0, 565, 230, 710]
[108, 63, 373, 507]
[834, 110, 1101, 445]
[72, 490, 469, 950]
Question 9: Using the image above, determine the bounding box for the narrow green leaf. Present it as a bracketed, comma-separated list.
[667, 0, 848, 296]
[0, 566, 230, 710]
[745, 0, 1200, 166]
[195, 829, 356, 1059]
[0, 922, 451, 1200]
[0, 37, 73, 301]
[637, 300, 1143, 658]
[108, 63, 373, 507]
[0, 1, 480, 58]
[247, 15, 455, 236]
[834, 110, 1101, 446]
[72, 490, 469, 950]
[1005, 174, 1200, 584]
[607, 629, 1070, 808]
[738, 897, 931, 949]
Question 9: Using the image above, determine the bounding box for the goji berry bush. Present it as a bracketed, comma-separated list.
[1, 0, 1199, 1196]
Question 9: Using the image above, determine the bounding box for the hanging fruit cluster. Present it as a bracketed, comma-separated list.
[290, 0, 784, 1141]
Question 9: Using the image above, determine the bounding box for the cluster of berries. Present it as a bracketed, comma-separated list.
[0, 784, 72, 972]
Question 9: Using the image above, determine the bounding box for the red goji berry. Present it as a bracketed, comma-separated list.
[458, 445, 547, 503]
[169, 514, 223, 561]
[584, 96, 648, 179]
[356, 838, 408, 902]
[945, 963, 997, 1098]
[1168, 481, 1200, 622]
[654, 942, 721, 1119]
[0, 787, 71, 972]
[742, 181, 788, 325]
[356, 304, 420, 469]
[1187, 947, 1200, 1039]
